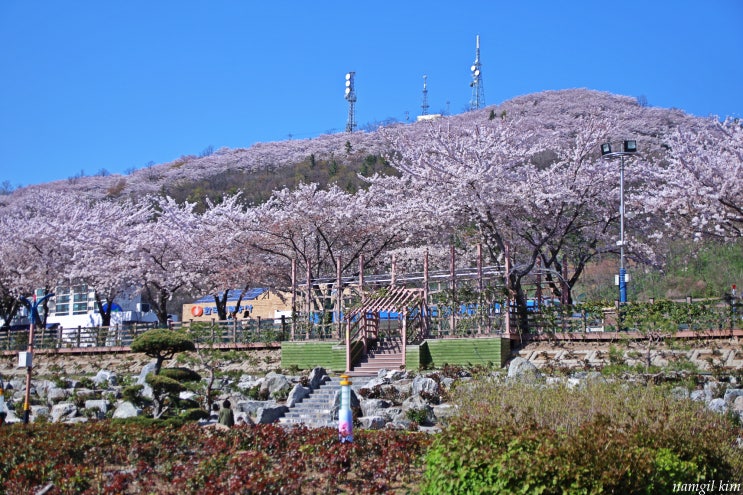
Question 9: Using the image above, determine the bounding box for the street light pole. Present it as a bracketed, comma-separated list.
[601, 140, 637, 305]
[618, 152, 627, 303]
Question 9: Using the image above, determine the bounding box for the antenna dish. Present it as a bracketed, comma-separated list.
[345, 73, 351, 80]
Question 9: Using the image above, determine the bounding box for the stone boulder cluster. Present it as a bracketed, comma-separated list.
[0, 357, 741, 429]
[351, 369, 460, 431]
[505, 357, 743, 424]
[0, 364, 463, 428]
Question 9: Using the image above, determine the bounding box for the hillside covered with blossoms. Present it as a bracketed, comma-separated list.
[0, 88, 740, 328]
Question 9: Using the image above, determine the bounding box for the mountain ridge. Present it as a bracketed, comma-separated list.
[1, 88, 714, 208]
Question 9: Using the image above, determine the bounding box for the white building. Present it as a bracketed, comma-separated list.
[9, 285, 160, 330]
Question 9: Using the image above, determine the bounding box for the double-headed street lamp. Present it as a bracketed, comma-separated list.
[600, 140, 638, 304]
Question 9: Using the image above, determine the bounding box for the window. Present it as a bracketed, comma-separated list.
[72, 285, 89, 315]
[55, 287, 71, 316]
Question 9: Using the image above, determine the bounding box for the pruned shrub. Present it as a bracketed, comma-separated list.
[160, 367, 202, 382]
[181, 408, 209, 421]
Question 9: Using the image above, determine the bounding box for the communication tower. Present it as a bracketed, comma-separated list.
[469, 35, 485, 110]
[344, 72, 357, 132]
[421, 75, 430, 116]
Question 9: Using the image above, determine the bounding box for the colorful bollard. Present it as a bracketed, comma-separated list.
[338, 374, 353, 443]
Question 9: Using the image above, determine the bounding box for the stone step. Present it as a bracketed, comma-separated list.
[277, 376, 370, 428]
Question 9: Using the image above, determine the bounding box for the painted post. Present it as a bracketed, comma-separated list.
[338, 374, 353, 443]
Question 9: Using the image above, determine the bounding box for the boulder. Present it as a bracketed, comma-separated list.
[93, 370, 118, 387]
[112, 401, 140, 419]
[84, 399, 110, 418]
[383, 406, 405, 423]
[703, 381, 725, 401]
[432, 403, 458, 424]
[507, 357, 542, 383]
[137, 362, 158, 385]
[723, 388, 743, 405]
[34, 380, 57, 398]
[261, 372, 291, 398]
[3, 408, 20, 424]
[9, 378, 25, 391]
[46, 387, 69, 405]
[287, 384, 311, 408]
[386, 419, 415, 431]
[136, 362, 157, 399]
[708, 398, 727, 414]
[382, 369, 410, 381]
[236, 375, 263, 391]
[360, 377, 389, 392]
[390, 380, 412, 396]
[256, 405, 289, 424]
[412, 376, 440, 396]
[358, 416, 387, 430]
[361, 398, 392, 417]
[690, 390, 706, 402]
[30, 405, 50, 421]
[64, 417, 89, 424]
[51, 402, 78, 422]
[402, 395, 435, 425]
[236, 399, 279, 416]
[308, 367, 329, 390]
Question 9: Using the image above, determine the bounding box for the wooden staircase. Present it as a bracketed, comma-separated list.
[350, 336, 404, 376]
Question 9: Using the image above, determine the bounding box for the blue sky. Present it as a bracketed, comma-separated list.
[1, 1, 741, 188]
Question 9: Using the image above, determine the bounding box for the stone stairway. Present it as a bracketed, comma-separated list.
[279, 376, 371, 428]
[351, 336, 404, 376]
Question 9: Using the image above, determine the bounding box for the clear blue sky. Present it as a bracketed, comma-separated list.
[1, 1, 741, 187]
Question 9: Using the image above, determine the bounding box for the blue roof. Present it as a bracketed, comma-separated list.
[194, 288, 268, 304]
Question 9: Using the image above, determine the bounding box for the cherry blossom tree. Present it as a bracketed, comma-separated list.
[130, 196, 201, 326]
[380, 117, 558, 328]
[188, 194, 276, 321]
[651, 118, 742, 240]
[0, 191, 81, 326]
[63, 198, 152, 326]
[249, 182, 418, 321]
[379, 110, 671, 327]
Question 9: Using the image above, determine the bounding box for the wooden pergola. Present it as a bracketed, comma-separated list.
[344, 286, 429, 372]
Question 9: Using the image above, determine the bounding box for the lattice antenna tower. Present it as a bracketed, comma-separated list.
[421, 75, 430, 116]
[344, 71, 357, 132]
[469, 35, 485, 110]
